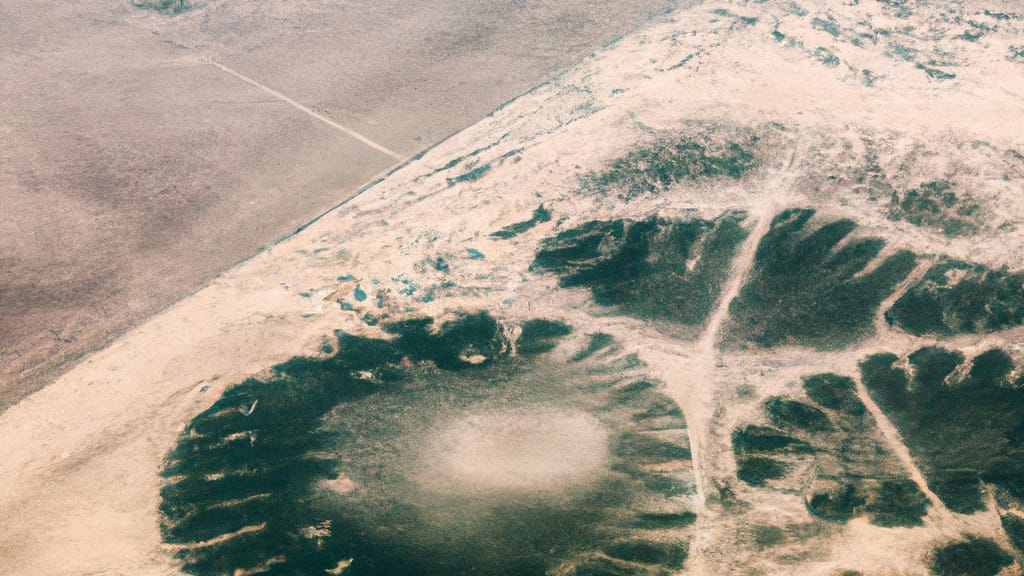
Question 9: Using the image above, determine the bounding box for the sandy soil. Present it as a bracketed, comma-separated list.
[1, 0, 1023, 574]
[421, 409, 609, 494]
[0, 0, 672, 410]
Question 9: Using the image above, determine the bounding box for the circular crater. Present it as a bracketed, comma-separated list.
[160, 313, 695, 576]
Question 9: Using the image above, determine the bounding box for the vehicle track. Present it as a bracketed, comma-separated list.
[207, 59, 406, 161]
[675, 197, 778, 576]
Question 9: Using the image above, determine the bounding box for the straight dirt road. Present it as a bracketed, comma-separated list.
[0, 0, 674, 410]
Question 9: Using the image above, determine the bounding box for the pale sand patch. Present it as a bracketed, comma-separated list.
[420, 408, 609, 494]
[323, 474, 358, 495]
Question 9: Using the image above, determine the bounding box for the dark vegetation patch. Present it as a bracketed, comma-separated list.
[737, 457, 791, 486]
[708, 8, 756, 27]
[490, 204, 552, 239]
[865, 479, 930, 527]
[133, 0, 191, 14]
[802, 373, 865, 415]
[667, 54, 695, 70]
[733, 372, 929, 527]
[161, 314, 518, 572]
[563, 557, 643, 576]
[572, 333, 617, 362]
[733, 425, 810, 454]
[861, 69, 879, 87]
[382, 312, 505, 371]
[532, 212, 748, 329]
[445, 149, 522, 187]
[161, 313, 695, 576]
[1002, 514, 1024, 552]
[604, 540, 688, 569]
[726, 209, 916, 349]
[861, 349, 1024, 514]
[632, 396, 683, 423]
[612, 379, 657, 397]
[630, 512, 697, 530]
[764, 398, 832, 432]
[806, 484, 865, 522]
[887, 180, 979, 236]
[887, 42, 918, 61]
[414, 255, 451, 274]
[428, 133, 511, 176]
[614, 432, 692, 464]
[752, 525, 786, 548]
[959, 29, 985, 42]
[579, 133, 758, 200]
[966, 349, 1015, 385]
[814, 47, 841, 67]
[930, 537, 1012, 576]
[909, 347, 965, 387]
[516, 319, 572, 355]
[879, 0, 912, 18]
[631, 471, 688, 499]
[886, 260, 1024, 335]
[917, 63, 957, 81]
[786, 2, 808, 17]
[811, 17, 840, 37]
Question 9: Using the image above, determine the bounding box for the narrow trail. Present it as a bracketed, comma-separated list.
[688, 199, 777, 501]
[852, 374, 951, 520]
[871, 255, 931, 337]
[206, 59, 406, 161]
[698, 201, 775, 356]
[858, 258, 954, 521]
[674, 197, 779, 576]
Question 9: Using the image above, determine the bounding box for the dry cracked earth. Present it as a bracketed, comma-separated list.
[2, 1, 1024, 575]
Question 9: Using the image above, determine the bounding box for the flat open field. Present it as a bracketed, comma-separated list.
[0, 0, 672, 410]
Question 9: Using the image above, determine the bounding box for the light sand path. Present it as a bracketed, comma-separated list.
[207, 59, 406, 161]
[164, 523, 267, 552]
[852, 374, 951, 520]
[680, 195, 783, 576]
